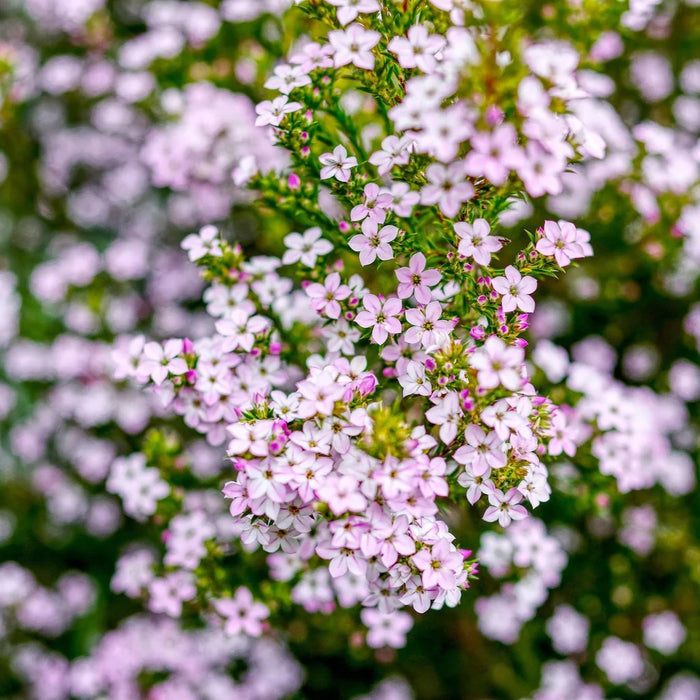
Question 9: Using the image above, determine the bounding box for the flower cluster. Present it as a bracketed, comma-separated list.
[1, 0, 700, 697]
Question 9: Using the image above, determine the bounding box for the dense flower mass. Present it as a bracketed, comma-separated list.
[0, 0, 699, 698]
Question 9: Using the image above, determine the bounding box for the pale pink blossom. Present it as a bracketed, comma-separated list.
[326, 0, 380, 27]
[355, 294, 403, 345]
[181, 225, 222, 261]
[536, 219, 587, 267]
[491, 265, 537, 313]
[349, 220, 399, 266]
[282, 227, 333, 267]
[213, 587, 269, 637]
[369, 135, 413, 175]
[305, 272, 352, 319]
[464, 124, 525, 186]
[254, 95, 302, 127]
[470, 336, 524, 391]
[387, 24, 446, 73]
[453, 424, 508, 477]
[328, 24, 380, 70]
[425, 392, 463, 445]
[398, 360, 432, 396]
[350, 183, 393, 223]
[420, 161, 475, 217]
[404, 302, 452, 348]
[454, 218, 503, 266]
[395, 253, 442, 304]
[142, 339, 188, 385]
[319, 144, 358, 182]
[483, 488, 529, 527]
[316, 474, 367, 515]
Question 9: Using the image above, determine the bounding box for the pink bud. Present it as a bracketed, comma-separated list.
[182, 337, 194, 354]
[358, 374, 378, 396]
[288, 173, 301, 189]
[485, 105, 504, 126]
[595, 493, 611, 508]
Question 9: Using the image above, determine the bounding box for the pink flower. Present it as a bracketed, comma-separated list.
[387, 181, 420, 217]
[398, 360, 432, 397]
[361, 609, 413, 648]
[181, 225, 222, 262]
[470, 336, 524, 391]
[420, 161, 475, 218]
[483, 488, 529, 527]
[454, 218, 503, 266]
[395, 252, 442, 303]
[296, 374, 346, 419]
[349, 220, 399, 266]
[463, 124, 525, 186]
[516, 141, 565, 197]
[453, 425, 508, 477]
[213, 587, 269, 637]
[148, 572, 196, 618]
[328, 23, 381, 70]
[404, 301, 453, 348]
[305, 272, 352, 319]
[326, 0, 380, 27]
[263, 63, 311, 94]
[425, 392, 463, 445]
[365, 514, 416, 567]
[387, 24, 446, 72]
[491, 265, 537, 313]
[369, 135, 413, 175]
[319, 145, 358, 182]
[282, 227, 333, 266]
[316, 474, 367, 515]
[245, 459, 289, 503]
[412, 539, 463, 590]
[215, 309, 270, 352]
[536, 219, 587, 267]
[254, 95, 302, 127]
[355, 294, 402, 345]
[350, 183, 393, 224]
[142, 339, 188, 385]
[546, 410, 577, 457]
[227, 420, 275, 457]
[289, 42, 334, 72]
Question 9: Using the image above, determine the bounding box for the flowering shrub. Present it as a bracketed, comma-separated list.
[0, 0, 699, 698]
